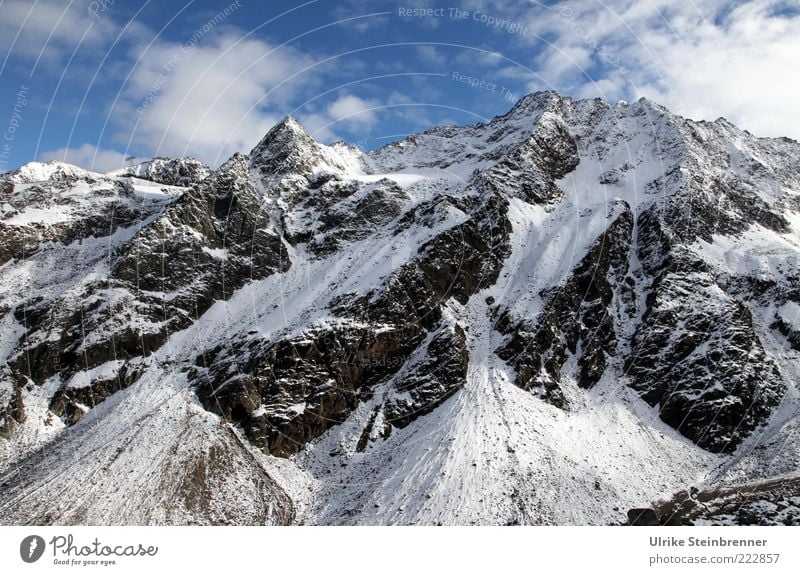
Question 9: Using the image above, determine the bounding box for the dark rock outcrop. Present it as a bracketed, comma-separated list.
[194, 324, 422, 457]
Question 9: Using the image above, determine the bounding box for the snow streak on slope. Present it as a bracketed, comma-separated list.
[298, 298, 715, 525]
[0, 362, 310, 525]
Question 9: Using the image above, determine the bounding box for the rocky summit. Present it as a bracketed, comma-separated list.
[1, 91, 799, 525]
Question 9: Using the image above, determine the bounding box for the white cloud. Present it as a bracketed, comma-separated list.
[452, 48, 507, 69]
[296, 112, 338, 143]
[416, 45, 447, 65]
[526, 0, 800, 139]
[0, 0, 117, 68]
[118, 32, 319, 165]
[39, 143, 135, 173]
[295, 93, 382, 143]
[327, 93, 380, 127]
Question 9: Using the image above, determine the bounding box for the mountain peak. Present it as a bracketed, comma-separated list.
[502, 90, 564, 118]
[278, 115, 305, 133]
[112, 156, 211, 187]
[248, 115, 360, 186]
[249, 115, 320, 167]
[253, 116, 310, 149]
[3, 160, 95, 183]
[631, 96, 671, 115]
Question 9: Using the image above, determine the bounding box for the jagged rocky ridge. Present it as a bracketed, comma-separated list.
[114, 156, 212, 187]
[0, 92, 799, 525]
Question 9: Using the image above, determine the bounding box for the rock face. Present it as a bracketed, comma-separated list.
[625, 257, 784, 453]
[0, 163, 157, 266]
[194, 324, 423, 457]
[1, 91, 799, 525]
[496, 201, 634, 406]
[637, 474, 800, 526]
[627, 508, 660, 526]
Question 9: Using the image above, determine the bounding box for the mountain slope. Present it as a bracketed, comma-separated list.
[1, 92, 798, 525]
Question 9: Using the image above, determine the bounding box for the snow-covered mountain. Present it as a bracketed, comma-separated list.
[108, 156, 212, 187]
[1, 91, 799, 525]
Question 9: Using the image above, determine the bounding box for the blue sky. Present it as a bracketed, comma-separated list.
[0, 0, 798, 172]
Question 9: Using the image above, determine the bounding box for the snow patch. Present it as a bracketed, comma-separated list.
[66, 360, 125, 389]
[778, 301, 800, 332]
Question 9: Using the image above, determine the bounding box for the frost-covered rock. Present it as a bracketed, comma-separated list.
[114, 156, 211, 187]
